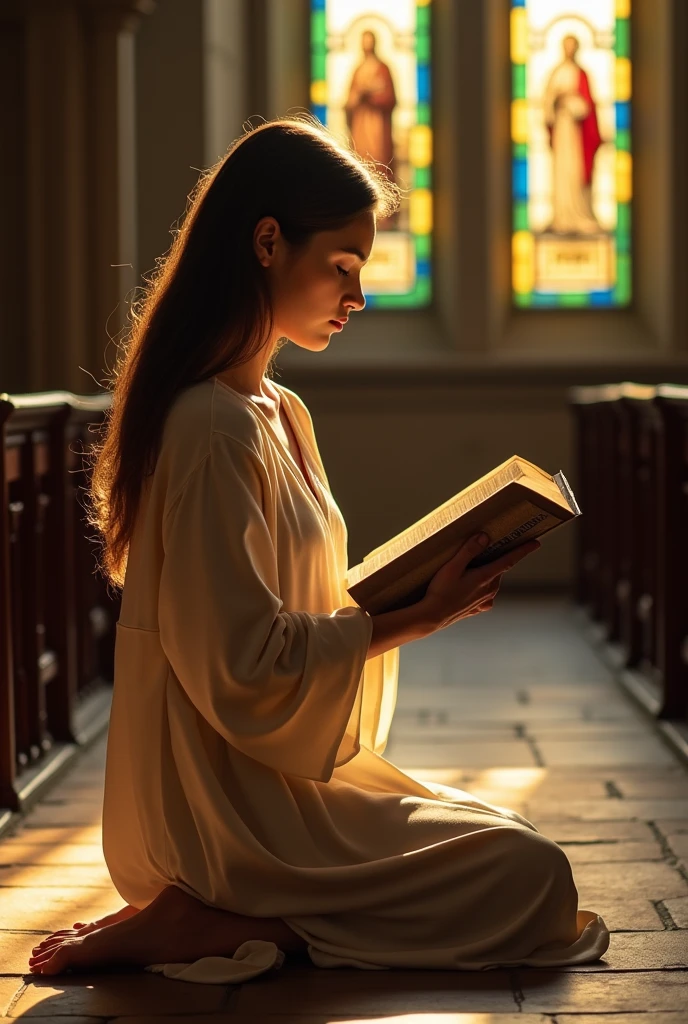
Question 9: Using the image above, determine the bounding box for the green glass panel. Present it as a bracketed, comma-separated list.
[616, 203, 631, 252]
[512, 63, 526, 99]
[615, 19, 630, 58]
[414, 166, 431, 189]
[514, 291, 532, 308]
[614, 253, 632, 304]
[416, 6, 430, 33]
[415, 233, 431, 258]
[417, 34, 430, 64]
[417, 101, 430, 125]
[616, 128, 631, 151]
[311, 10, 325, 45]
[559, 293, 590, 307]
[311, 52, 326, 80]
[513, 200, 528, 232]
[513, 142, 527, 160]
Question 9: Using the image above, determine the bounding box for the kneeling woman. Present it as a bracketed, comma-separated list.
[29, 116, 609, 979]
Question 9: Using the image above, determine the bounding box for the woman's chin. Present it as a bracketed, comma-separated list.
[290, 334, 332, 351]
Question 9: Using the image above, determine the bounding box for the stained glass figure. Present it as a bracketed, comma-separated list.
[511, 0, 632, 308]
[310, 0, 432, 308]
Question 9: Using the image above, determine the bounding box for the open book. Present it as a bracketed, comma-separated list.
[345, 455, 581, 616]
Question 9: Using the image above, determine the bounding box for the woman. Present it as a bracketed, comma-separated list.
[29, 116, 609, 979]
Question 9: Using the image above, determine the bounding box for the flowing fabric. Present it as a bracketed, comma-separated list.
[103, 377, 610, 982]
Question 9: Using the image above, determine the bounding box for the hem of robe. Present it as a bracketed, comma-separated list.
[143, 909, 609, 983]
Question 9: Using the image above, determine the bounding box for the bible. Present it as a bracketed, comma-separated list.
[345, 455, 581, 615]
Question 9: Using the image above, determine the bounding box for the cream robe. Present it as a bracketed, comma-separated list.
[102, 376, 610, 978]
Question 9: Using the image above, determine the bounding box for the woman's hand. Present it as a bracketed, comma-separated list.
[418, 533, 541, 633]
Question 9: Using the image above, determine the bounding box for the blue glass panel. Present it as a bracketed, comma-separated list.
[532, 292, 559, 307]
[417, 65, 431, 103]
[590, 289, 614, 306]
[311, 0, 325, 10]
[512, 157, 528, 200]
[416, 259, 431, 278]
[512, 0, 526, 6]
[615, 101, 630, 131]
[311, 104, 327, 126]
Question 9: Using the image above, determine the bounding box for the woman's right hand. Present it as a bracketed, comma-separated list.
[418, 533, 541, 633]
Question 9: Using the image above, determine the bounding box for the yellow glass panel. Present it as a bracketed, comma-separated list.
[616, 150, 632, 202]
[310, 80, 327, 106]
[615, 57, 631, 101]
[511, 99, 528, 144]
[616, 0, 631, 17]
[513, 231, 535, 294]
[409, 124, 432, 168]
[410, 188, 432, 235]
[510, 7, 528, 64]
[417, 0, 431, 6]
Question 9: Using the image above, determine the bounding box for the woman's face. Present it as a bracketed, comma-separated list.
[254, 209, 376, 352]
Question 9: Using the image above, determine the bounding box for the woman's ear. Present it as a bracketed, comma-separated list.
[254, 217, 280, 267]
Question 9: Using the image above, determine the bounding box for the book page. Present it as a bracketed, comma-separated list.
[362, 458, 524, 566]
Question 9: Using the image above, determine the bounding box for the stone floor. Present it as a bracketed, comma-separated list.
[1, 594, 688, 1022]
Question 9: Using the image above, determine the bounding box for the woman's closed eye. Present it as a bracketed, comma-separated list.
[336, 265, 350, 277]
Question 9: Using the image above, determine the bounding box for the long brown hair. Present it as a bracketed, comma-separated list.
[88, 114, 400, 588]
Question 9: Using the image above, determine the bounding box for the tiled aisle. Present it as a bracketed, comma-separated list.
[1, 594, 687, 1022]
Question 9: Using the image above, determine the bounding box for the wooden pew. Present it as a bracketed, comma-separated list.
[67, 398, 120, 708]
[570, 381, 688, 738]
[654, 385, 688, 721]
[618, 387, 663, 689]
[0, 391, 114, 819]
[570, 384, 623, 640]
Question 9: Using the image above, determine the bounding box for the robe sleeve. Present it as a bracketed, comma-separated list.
[157, 430, 373, 782]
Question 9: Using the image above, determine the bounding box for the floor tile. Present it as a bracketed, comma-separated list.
[535, 738, 678, 767]
[0, 864, 111, 887]
[573, 898, 664, 931]
[0, 978, 24, 1017]
[0, 931, 44, 976]
[515, 970, 688, 1012]
[2, 827, 104, 846]
[560, 840, 663, 864]
[0, 1017, 100, 1024]
[667, 835, 688, 859]
[386, 740, 538, 768]
[10, 972, 228, 1017]
[112, 1016, 542, 1024]
[0, 844, 105, 867]
[526, 799, 688, 821]
[232, 968, 520, 1015]
[539, 930, 688, 971]
[613, 780, 688, 799]
[20, 806, 102, 828]
[0, 887, 121, 931]
[533, 820, 655, 843]
[556, 1015, 685, 1024]
[572, 860, 688, 899]
[664, 897, 688, 927]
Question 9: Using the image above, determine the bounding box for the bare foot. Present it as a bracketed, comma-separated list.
[27, 885, 307, 975]
[31, 904, 140, 957]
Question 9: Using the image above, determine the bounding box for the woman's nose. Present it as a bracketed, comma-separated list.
[348, 285, 366, 312]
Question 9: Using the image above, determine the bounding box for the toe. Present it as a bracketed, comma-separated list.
[38, 946, 71, 975]
[34, 936, 68, 954]
[29, 941, 74, 975]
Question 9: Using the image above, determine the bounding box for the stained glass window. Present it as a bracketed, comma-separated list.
[310, 0, 432, 308]
[511, 0, 632, 308]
